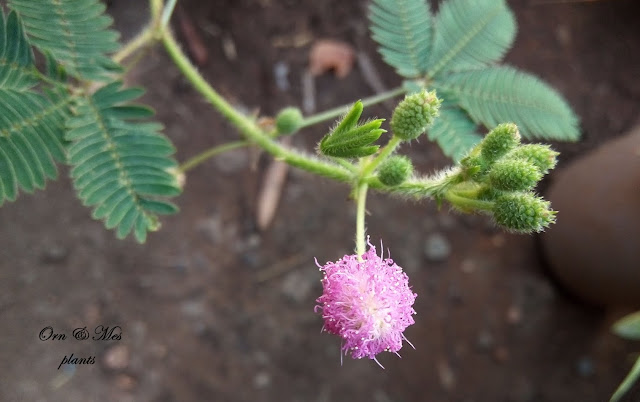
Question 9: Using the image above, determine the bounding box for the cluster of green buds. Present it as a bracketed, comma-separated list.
[451, 123, 559, 233]
[295, 87, 557, 234]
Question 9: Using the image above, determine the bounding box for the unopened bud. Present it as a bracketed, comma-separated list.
[481, 123, 520, 163]
[390, 90, 441, 141]
[507, 144, 558, 175]
[275, 107, 304, 135]
[493, 192, 556, 233]
[378, 155, 413, 186]
[489, 159, 542, 192]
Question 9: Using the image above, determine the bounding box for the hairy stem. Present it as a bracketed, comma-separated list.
[113, 26, 155, 63]
[444, 191, 493, 212]
[300, 86, 406, 129]
[361, 135, 402, 178]
[355, 182, 369, 258]
[160, 25, 467, 210]
[161, 30, 353, 182]
[179, 140, 250, 173]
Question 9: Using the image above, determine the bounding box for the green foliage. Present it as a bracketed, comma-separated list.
[66, 82, 180, 242]
[8, 0, 121, 81]
[428, 104, 481, 162]
[368, 0, 580, 160]
[368, 0, 433, 78]
[0, 6, 180, 242]
[319, 101, 385, 158]
[437, 67, 579, 141]
[613, 312, 640, 341]
[0, 10, 70, 204]
[427, 0, 515, 77]
[0, 10, 37, 90]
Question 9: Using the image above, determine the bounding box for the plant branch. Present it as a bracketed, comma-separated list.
[355, 182, 369, 258]
[160, 28, 469, 210]
[161, 0, 179, 28]
[113, 26, 155, 64]
[361, 135, 402, 178]
[300, 86, 406, 129]
[161, 30, 353, 182]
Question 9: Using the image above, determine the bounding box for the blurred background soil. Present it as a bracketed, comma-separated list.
[1, 0, 640, 401]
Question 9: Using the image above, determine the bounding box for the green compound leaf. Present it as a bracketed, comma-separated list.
[0, 89, 70, 204]
[426, 102, 482, 162]
[368, 0, 433, 78]
[613, 311, 640, 341]
[0, 10, 38, 90]
[319, 101, 385, 158]
[0, 10, 70, 205]
[427, 0, 516, 77]
[435, 66, 580, 141]
[67, 82, 181, 243]
[8, 0, 121, 81]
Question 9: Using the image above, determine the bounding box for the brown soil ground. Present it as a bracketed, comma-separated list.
[1, 0, 640, 401]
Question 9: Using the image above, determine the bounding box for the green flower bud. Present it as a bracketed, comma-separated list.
[378, 155, 413, 186]
[507, 144, 558, 175]
[390, 90, 441, 141]
[481, 123, 520, 163]
[493, 192, 556, 233]
[489, 159, 542, 192]
[275, 107, 304, 135]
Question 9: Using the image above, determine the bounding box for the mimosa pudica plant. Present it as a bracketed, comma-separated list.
[0, 0, 586, 369]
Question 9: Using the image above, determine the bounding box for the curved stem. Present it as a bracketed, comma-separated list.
[161, 0, 179, 28]
[113, 26, 155, 64]
[361, 135, 402, 178]
[160, 25, 468, 209]
[150, 0, 164, 21]
[355, 182, 369, 258]
[161, 30, 353, 182]
[179, 140, 250, 173]
[300, 86, 406, 129]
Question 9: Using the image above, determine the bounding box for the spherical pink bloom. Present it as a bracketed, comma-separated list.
[315, 240, 417, 366]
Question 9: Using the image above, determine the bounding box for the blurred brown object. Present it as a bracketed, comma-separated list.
[309, 39, 355, 78]
[256, 137, 291, 231]
[541, 123, 640, 307]
[177, 7, 208, 66]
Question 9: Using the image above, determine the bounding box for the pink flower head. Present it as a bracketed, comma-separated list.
[315, 239, 417, 366]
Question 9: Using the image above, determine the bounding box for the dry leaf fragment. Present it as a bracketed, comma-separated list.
[309, 39, 355, 78]
[178, 7, 208, 66]
[256, 138, 291, 230]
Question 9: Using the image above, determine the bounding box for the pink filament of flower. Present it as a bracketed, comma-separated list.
[315, 240, 417, 360]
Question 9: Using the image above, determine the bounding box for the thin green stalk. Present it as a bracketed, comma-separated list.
[611, 356, 640, 402]
[355, 182, 369, 258]
[300, 86, 406, 129]
[444, 191, 493, 212]
[179, 140, 249, 173]
[161, 30, 352, 183]
[150, 0, 164, 21]
[113, 26, 155, 63]
[361, 135, 402, 178]
[161, 0, 178, 28]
